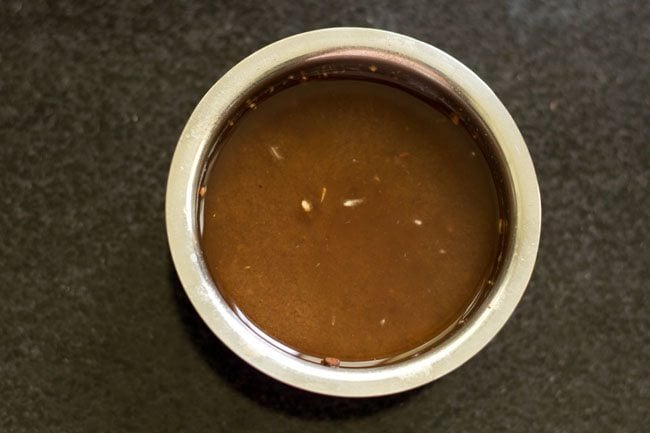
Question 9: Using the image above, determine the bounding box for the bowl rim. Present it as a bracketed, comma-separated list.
[165, 27, 541, 397]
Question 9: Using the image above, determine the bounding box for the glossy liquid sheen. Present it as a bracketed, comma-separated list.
[201, 79, 502, 362]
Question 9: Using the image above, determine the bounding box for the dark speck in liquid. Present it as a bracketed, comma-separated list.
[201, 78, 505, 363]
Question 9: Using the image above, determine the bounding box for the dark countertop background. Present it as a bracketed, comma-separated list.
[1, 1, 648, 431]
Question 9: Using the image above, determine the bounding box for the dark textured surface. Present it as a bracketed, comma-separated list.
[1, 1, 648, 431]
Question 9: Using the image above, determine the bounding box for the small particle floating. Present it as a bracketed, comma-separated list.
[343, 198, 365, 207]
[322, 357, 340, 367]
[270, 146, 284, 160]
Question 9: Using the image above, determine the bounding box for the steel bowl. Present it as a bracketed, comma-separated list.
[166, 27, 541, 397]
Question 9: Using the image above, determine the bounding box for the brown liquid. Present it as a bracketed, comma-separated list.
[201, 79, 503, 362]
